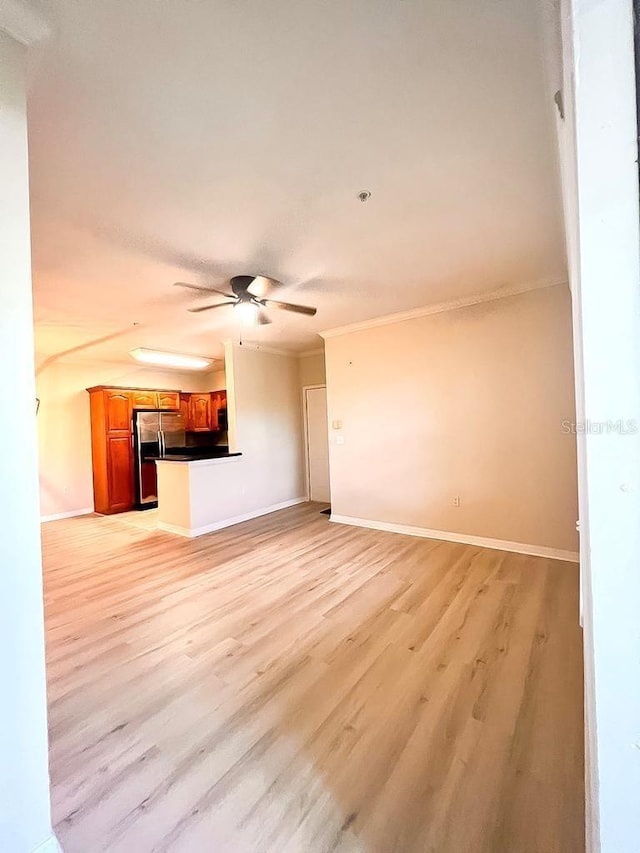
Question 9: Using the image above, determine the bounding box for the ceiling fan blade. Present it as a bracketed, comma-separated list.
[174, 282, 235, 298]
[187, 301, 236, 313]
[263, 299, 317, 317]
[248, 276, 282, 298]
[256, 309, 272, 326]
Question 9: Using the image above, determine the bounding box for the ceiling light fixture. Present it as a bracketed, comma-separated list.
[358, 190, 371, 202]
[234, 301, 259, 325]
[129, 348, 213, 371]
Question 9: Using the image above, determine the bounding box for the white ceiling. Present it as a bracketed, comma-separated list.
[26, 0, 566, 366]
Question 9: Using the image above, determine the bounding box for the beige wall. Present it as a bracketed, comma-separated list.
[324, 285, 578, 552]
[209, 368, 227, 391]
[36, 360, 222, 518]
[298, 350, 326, 387]
[225, 343, 305, 513]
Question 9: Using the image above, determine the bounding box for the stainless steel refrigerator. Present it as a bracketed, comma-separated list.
[133, 410, 186, 509]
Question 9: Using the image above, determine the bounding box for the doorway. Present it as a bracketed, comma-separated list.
[303, 385, 330, 503]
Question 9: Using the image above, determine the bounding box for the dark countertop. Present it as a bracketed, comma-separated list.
[148, 449, 242, 462]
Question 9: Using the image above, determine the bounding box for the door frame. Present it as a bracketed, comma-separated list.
[558, 1, 640, 850]
[301, 384, 329, 502]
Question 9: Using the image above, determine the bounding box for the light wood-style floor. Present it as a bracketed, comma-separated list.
[42, 502, 584, 853]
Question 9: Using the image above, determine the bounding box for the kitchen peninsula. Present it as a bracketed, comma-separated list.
[156, 454, 252, 537]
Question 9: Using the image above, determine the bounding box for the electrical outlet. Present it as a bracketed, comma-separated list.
[453, 496, 461, 507]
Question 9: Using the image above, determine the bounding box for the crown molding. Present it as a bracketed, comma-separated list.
[0, 0, 51, 45]
[319, 277, 569, 340]
[297, 348, 324, 358]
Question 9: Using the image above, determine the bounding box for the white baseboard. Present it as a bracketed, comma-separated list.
[330, 514, 579, 563]
[40, 507, 93, 523]
[158, 497, 307, 538]
[32, 834, 63, 853]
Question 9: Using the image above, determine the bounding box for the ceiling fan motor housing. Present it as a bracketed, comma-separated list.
[230, 276, 257, 299]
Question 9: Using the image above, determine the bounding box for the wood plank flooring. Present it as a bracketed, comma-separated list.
[42, 502, 585, 852]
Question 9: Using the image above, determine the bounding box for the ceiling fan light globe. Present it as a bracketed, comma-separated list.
[235, 301, 259, 325]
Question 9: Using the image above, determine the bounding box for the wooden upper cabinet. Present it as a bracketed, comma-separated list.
[105, 391, 131, 432]
[189, 393, 211, 431]
[212, 390, 227, 409]
[132, 390, 158, 409]
[128, 389, 180, 410]
[158, 391, 180, 410]
[210, 390, 227, 430]
[179, 393, 191, 425]
[209, 393, 218, 430]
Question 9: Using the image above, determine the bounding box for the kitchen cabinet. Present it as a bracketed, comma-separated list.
[158, 391, 180, 410]
[179, 393, 191, 424]
[179, 391, 226, 430]
[132, 390, 158, 409]
[88, 387, 135, 514]
[106, 435, 134, 511]
[105, 390, 131, 432]
[129, 390, 180, 410]
[189, 393, 212, 431]
[210, 390, 227, 430]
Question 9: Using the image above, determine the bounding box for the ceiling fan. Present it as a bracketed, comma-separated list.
[174, 275, 317, 325]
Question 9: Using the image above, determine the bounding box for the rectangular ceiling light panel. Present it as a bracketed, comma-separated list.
[130, 348, 213, 370]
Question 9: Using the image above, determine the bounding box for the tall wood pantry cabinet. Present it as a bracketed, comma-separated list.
[88, 388, 135, 514]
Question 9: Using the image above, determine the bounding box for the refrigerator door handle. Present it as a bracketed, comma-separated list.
[159, 430, 165, 458]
